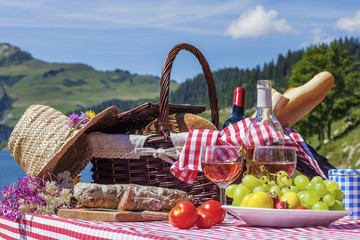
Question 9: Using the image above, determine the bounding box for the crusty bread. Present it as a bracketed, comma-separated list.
[276, 71, 334, 127]
[251, 88, 289, 118]
[141, 113, 218, 134]
[271, 88, 290, 116]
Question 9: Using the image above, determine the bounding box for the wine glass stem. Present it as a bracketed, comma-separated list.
[220, 188, 226, 205]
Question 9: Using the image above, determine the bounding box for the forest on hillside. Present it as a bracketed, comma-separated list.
[170, 37, 360, 111]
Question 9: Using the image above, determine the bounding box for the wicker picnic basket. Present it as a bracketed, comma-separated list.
[89, 43, 221, 203]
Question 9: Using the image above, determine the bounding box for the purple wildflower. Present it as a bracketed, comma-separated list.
[79, 112, 89, 124]
[67, 113, 81, 129]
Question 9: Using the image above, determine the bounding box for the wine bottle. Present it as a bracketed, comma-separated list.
[222, 87, 246, 129]
[245, 80, 284, 160]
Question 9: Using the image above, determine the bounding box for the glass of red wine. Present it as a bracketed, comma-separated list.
[200, 146, 244, 205]
[251, 146, 297, 177]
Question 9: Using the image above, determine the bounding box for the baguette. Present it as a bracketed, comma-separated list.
[272, 88, 290, 116]
[276, 71, 334, 127]
[251, 88, 289, 118]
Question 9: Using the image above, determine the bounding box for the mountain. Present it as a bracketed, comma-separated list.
[0, 43, 179, 128]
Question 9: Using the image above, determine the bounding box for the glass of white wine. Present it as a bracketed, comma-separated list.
[250, 146, 297, 177]
[200, 146, 244, 205]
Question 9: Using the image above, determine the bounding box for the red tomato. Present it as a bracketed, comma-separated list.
[196, 208, 215, 229]
[275, 201, 289, 209]
[169, 201, 198, 229]
[297, 206, 308, 210]
[200, 200, 226, 224]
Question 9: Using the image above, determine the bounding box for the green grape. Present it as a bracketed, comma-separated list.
[265, 180, 276, 189]
[290, 185, 300, 193]
[294, 175, 310, 190]
[298, 191, 307, 205]
[259, 176, 269, 184]
[314, 182, 328, 198]
[276, 170, 288, 178]
[280, 176, 292, 187]
[306, 182, 315, 191]
[312, 202, 329, 210]
[263, 183, 271, 191]
[311, 176, 324, 183]
[322, 193, 335, 207]
[334, 189, 344, 201]
[270, 185, 283, 198]
[329, 200, 345, 211]
[233, 184, 250, 205]
[252, 185, 268, 193]
[303, 191, 320, 206]
[242, 175, 261, 191]
[323, 180, 340, 191]
[225, 184, 238, 198]
[297, 190, 306, 198]
[281, 187, 291, 194]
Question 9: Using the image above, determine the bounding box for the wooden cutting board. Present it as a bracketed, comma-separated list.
[58, 208, 169, 222]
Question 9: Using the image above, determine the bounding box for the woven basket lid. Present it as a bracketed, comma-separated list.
[8, 104, 120, 178]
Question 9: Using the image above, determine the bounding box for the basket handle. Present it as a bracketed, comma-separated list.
[159, 43, 219, 139]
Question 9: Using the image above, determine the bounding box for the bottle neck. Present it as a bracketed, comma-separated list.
[255, 107, 272, 120]
[257, 85, 272, 108]
[233, 88, 245, 107]
[232, 105, 244, 116]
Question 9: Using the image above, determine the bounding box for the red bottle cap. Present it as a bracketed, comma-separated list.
[233, 87, 246, 106]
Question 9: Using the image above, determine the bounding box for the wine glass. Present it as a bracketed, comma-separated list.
[249, 146, 297, 177]
[200, 146, 244, 205]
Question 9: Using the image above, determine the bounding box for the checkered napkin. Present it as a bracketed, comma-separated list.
[170, 118, 327, 184]
[329, 169, 360, 220]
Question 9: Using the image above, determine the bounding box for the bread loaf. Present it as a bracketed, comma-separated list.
[251, 88, 289, 118]
[141, 113, 217, 134]
[276, 71, 334, 127]
[272, 88, 290, 116]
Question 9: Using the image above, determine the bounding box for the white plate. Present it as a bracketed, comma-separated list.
[223, 205, 352, 228]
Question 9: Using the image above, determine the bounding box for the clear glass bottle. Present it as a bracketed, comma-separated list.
[245, 80, 284, 160]
[222, 87, 246, 129]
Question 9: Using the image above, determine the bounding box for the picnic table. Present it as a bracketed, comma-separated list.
[1, 213, 359, 240]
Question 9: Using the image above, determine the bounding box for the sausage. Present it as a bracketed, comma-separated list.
[117, 184, 193, 211]
[73, 182, 128, 209]
[73, 182, 193, 211]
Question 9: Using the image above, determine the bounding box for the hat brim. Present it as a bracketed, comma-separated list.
[9, 104, 120, 178]
[37, 105, 120, 178]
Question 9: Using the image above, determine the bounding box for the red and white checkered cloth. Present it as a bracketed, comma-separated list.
[170, 118, 327, 183]
[1, 213, 360, 240]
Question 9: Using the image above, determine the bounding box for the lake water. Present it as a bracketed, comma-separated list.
[0, 151, 93, 198]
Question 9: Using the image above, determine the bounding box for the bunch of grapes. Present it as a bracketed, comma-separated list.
[225, 171, 345, 211]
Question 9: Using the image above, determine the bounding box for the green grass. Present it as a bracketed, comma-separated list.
[1, 59, 177, 123]
[317, 124, 360, 169]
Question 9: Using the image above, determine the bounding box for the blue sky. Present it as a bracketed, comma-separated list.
[1, 0, 359, 82]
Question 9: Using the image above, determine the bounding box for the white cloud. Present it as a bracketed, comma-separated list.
[334, 9, 360, 32]
[224, 5, 293, 38]
[299, 28, 334, 49]
[0, 0, 248, 34]
[311, 28, 334, 45]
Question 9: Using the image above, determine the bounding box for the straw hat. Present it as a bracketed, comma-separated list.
[8, 104, 120, 178]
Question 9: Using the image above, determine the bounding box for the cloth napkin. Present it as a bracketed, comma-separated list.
[170, 118, 327, 184]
